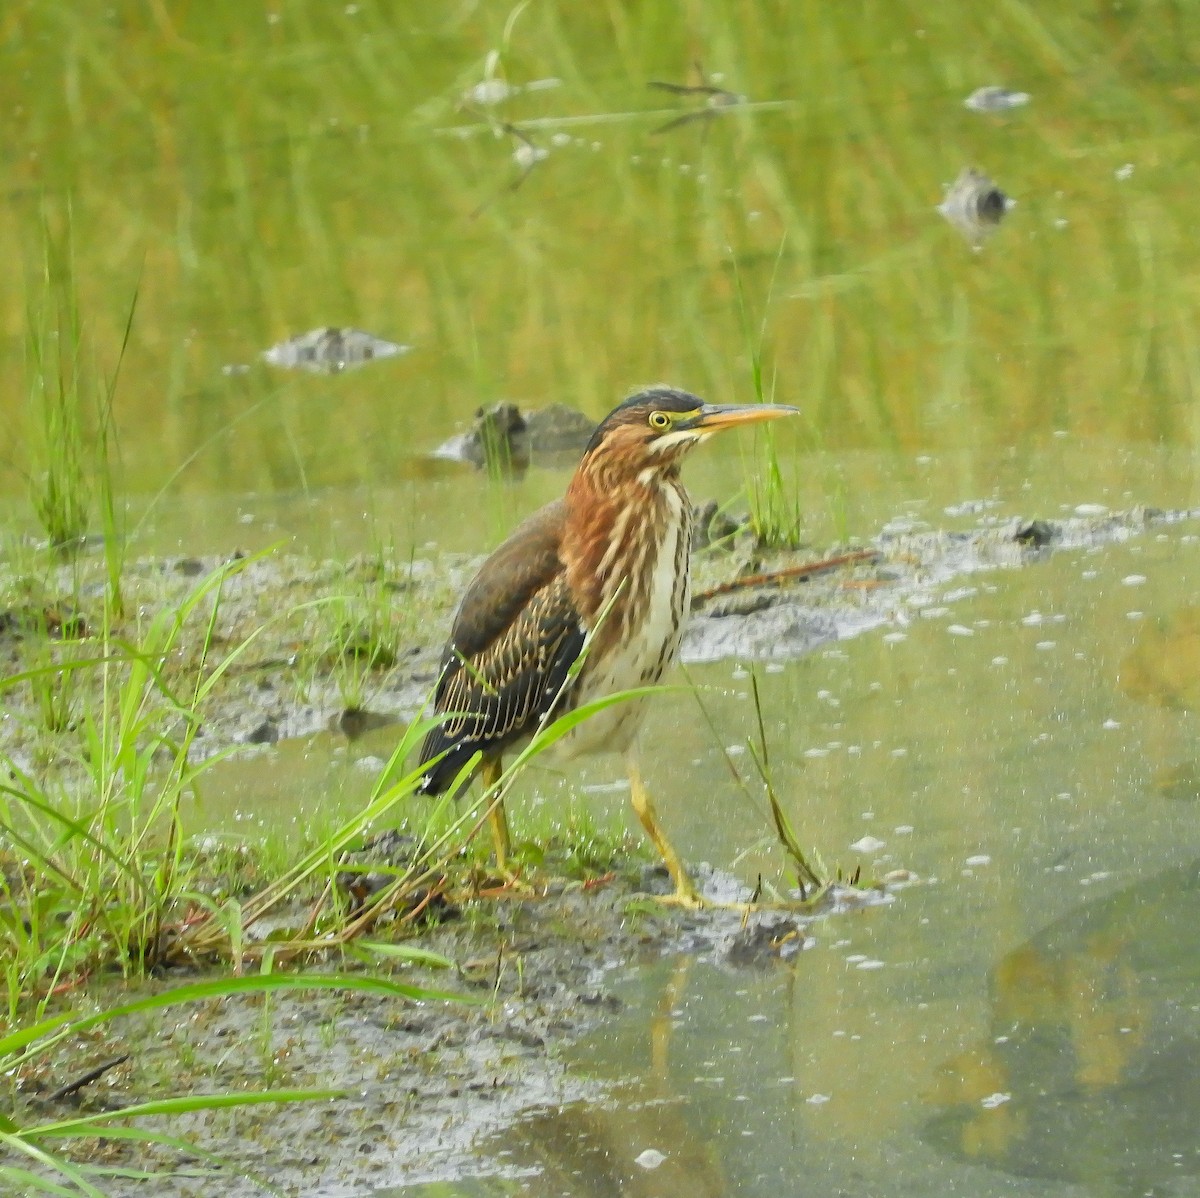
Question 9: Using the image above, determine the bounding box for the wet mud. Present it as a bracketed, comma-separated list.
[32, 871, 885, 1197]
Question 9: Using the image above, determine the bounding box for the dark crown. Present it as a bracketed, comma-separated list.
[584, 386, 704, 455]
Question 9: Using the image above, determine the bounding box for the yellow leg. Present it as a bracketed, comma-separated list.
[627, 754, 702, 908]
[480, 758, 511, 872]
[650, 958, 692, 1080]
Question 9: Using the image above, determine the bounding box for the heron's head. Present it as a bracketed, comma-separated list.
[581, 386, 799, 479]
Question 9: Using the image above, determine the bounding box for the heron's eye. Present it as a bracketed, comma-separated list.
[648, 411, 671, 430]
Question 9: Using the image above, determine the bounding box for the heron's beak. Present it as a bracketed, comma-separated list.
[686, 402, 800, 433]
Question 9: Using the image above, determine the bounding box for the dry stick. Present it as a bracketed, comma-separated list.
[398, 880, 448, 924]
[191, 877, 444, 965]
[48, 1054, 130, 1102]
[299, 869, 445, 951]
[693, 549, 878, 603]
[340, 874, 444, 940]
[187, 861, 443, 965]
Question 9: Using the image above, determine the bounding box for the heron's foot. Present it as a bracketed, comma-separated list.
[650, 883, 706, 910]
[641, 865, 831, 913]
[719, 895, 826, 914]
[650, 892, 814, 913]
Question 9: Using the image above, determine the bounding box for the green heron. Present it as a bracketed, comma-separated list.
[417, 386, 798, 906]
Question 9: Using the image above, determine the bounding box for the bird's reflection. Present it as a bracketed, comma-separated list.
[1121, 605, 1200, 802]
[1121, 606, 1200, 712]
[925, 860, 1200, 1192]
[477, 957, 728, 1196]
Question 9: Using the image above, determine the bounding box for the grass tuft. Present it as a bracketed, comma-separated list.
[732, 243, 808, 550]
[25, 206, 91, 553]
[293, 539, 418, 714]
[22, 201, 136, 624]
[685, 664, 827, 900]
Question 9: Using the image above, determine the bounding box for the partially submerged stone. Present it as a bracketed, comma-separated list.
[937, 167, 1015, 247]
[261, 327, 411, 374]
[460, 75, 562, 109]
[434, 401, 596, 472]
[691, 498, 743, 550]
[524, 402, 597, 450]
[964, 86, 1030, 113]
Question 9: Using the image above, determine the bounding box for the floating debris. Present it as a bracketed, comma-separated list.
[964, 86, 1030, 113]
[850, 835, 887, 854]
[464, 78, 516, 107]
[648, 63, 746, 135]
[470, 122, 550, 218]
[461, 76, 561, 109]
[509, 123, 549, 175]
[260, 327, 411, 374]
[634, 1149, 667, 1170]
[937, 167, 1014, 247]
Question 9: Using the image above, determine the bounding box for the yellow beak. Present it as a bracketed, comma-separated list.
[686, 402, 800, 432]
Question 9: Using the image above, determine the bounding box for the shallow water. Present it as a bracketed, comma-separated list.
[7, 2, 1200, 1194]
[366, 525, 1200, 1196]
[6, 4, 1200, 546]
[183, 513, 1200, 1198]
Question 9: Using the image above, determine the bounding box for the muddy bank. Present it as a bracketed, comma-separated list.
[30, 870, 888, 1197]
[3, 504, 1183, 764]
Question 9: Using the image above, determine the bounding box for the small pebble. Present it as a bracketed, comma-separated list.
[850, 835, 887, 854]
[964, 86, 1030, 112]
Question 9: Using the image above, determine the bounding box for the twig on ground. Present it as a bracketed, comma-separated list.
[693, 549, 878, 603]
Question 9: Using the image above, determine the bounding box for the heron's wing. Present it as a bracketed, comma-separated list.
[438, 572, 584, 743]
[446, 499, 567, 662]
[417, 501, 586, 791]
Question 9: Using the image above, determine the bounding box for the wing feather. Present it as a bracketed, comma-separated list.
[417, 501, 586, 793]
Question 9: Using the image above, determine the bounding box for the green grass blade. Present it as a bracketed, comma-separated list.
[30, 1089, 344, 1137]
[351, 942, 454, 968]
[0, 973, 452, 1067]
[0, 1164, 81, 1197]
[0, 1130, 105, 1197]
